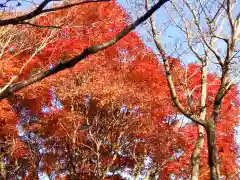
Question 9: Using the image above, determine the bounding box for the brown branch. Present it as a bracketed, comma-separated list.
[0, 0, 170, 100]
[226, 0, 235, 39]
[208, 2, 225, 24]
[0, 0, 110, 26]
[19, 21, 62, 29]
[183, 0, 222, 65]
[145, 0, 206, 127]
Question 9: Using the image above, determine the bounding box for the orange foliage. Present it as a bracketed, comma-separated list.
[0, 1, 238, 180]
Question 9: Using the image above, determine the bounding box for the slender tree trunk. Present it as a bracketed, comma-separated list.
[191, 60, 207, 180]
[191, 125, 204, 180]
[133, 161, 144, 180]
[0, 156, 6, 180]
[143, 168, 152, 180]
[102, 132, 123, 179]
[206, 95, 224, 180]
[206, 119, 219, 180]
[66, 144, 78, 180]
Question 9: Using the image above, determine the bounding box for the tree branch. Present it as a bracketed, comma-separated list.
[19, 21, 61, 29]
[183, 0, 223, 65]
[0, 0, 170, 100]
[0, 0, 110, 26]
[145, 0, 206, 127]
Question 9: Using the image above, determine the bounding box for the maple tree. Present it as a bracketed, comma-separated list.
[0, 0, 169, 98]
[0, 1, 177, 179]
[0, 0, 239, 180]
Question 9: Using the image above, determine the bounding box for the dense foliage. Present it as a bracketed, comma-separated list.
[0, 1, 238, 179]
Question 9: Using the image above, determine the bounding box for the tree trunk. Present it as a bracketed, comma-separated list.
[143, 168, 152, 180]
[191, 60, 207, 180]
[133, 161, 144, 180]
[191, 125, 204, 180]
[206, 119, 219, 180]
[0, 157, 6, 180]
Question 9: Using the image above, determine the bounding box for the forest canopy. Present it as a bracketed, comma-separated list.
[0, 0, 239, 179]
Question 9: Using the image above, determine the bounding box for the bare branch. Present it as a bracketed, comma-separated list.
[183, 0, 223, 65]
[0, 0, 110, 26]
[212, 35, 229, 44]
[146, 0, 206, 127]
[0, 29, 56, 95]
[19, 21, 61, 29]
[226, 0, 235, 39]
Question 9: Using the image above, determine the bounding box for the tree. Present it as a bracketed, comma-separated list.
[0, 0, 169, 99]
[161, 62, 239, 179]
[145, 0, 240, 179]
[0, 0, 239, 179]
[0, 1, 181, 179]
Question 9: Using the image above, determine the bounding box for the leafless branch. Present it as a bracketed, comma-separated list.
[0, 0, 110, 26]
[145, 0, 206, 127]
